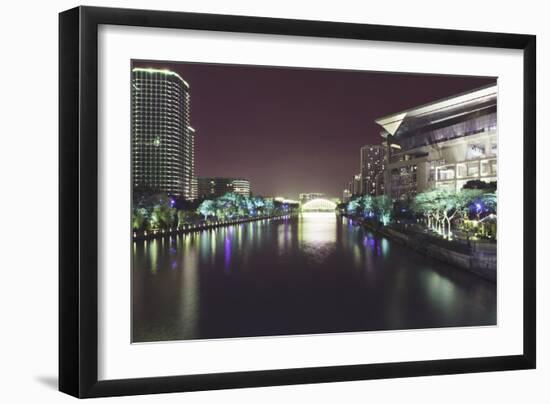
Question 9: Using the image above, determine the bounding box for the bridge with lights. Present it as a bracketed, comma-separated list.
[301, 198, 337, 212]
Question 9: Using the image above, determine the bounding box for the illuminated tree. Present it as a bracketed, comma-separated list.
[195, 193, 289, 221]
[198, 199, 216, 220]
[177, 210, 195, 227]
[413, 189, 486, 239]
[132, 208, 147, 231]
[412, 190, 447, 234]
[266, 199, 275, 214]
[480, 192, 497, 215]
[150, 204, 176, 229]
[373, 195, 392, 226]
[358, 195, 374, 217]
[213, 193, 235, 218]
[346, 198, 361, 215]
[253, 196, 265, 210]
[440, 189, 482, 239]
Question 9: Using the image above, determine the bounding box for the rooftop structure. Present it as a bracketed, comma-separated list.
[375, 84, 497, 199]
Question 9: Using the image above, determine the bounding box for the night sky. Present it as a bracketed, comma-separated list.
[133, 60, 495, 199]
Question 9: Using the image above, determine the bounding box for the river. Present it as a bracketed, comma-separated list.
[132, 212, 496, 342]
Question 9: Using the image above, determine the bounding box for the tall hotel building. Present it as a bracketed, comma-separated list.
[360, 145, 387, 196]
[132, 67, 197, 200]
[375, 84, 497, 201]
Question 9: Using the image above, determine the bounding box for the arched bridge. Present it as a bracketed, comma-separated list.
[301, 198, 337, 212]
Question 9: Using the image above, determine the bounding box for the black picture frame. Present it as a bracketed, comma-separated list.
[59, 6, 536, 398]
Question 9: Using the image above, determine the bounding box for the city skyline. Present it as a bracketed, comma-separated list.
[133, 60, 495, 198]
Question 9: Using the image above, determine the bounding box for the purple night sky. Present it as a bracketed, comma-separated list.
[133, 60, 495, 199]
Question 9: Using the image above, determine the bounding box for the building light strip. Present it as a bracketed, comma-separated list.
[132, 67, 190, 89]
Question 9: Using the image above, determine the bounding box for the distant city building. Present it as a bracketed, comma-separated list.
[360, 145, 387, 196]
[342, 188, 352, 203]
[375, 84, 497, 200]
[274, 196, 300, 205]
[231, 179, 251, 197]
[132, 67, 196, 200]
[198, 177, 251, 198]
[351, 173, 362, 196]
[374, 172, 385, 197]
[299, 193, 326, 204]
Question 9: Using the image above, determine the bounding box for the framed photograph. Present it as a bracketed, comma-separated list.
[59, 6, 536, 398]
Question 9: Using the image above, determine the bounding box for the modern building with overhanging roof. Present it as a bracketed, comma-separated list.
[132, 67, 197, 200]
[375, 84, 497, 200]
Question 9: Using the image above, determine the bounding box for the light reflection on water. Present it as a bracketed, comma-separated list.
[298, 212, 337, 263]
[180, 235, 199, 339]
[133, 213, 496, 342]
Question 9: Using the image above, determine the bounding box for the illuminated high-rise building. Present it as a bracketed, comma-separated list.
[132, 67, 196, 200]
[187, 126, 198, 200]
[351, 173, 363, 196]
[360, 145, 387, 196]
[342, 188, 352, 203]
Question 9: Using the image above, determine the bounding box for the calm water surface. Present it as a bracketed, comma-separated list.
[132, 213, 496, 342]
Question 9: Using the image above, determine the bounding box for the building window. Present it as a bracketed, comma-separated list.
[467, 162, 479, 177]
[437, 165, 455, 181]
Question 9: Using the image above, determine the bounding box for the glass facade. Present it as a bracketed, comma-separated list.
[378, 85, 497, 199]
[433, 157, 497, 192]
[396, 111, 496, 152]
[390, 165, 417, 200]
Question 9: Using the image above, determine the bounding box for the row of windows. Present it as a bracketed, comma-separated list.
[132, 83, 186, 91]
[132, 141, 190, 149]
[133, 119, 189, 126]
[133, 100, 188, 107]
[132, 76, 186, 86]
[132, 112, 187, 119]
[133, 157, 193, 164]
[132, 92, 186, 100]
[133, 167, 188, 172]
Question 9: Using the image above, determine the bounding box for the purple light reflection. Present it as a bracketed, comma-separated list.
[224, 237, 232, 272]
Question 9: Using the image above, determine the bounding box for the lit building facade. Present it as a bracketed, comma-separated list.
[342, 188, 352, 203]
[188, 126, 198, 200]
[132, 67, 197, 200]
[375, 84, 497, 201]
[351, 174, 362, 197]
[198, 177, 251, 198]
[360, 145, 387, 196]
